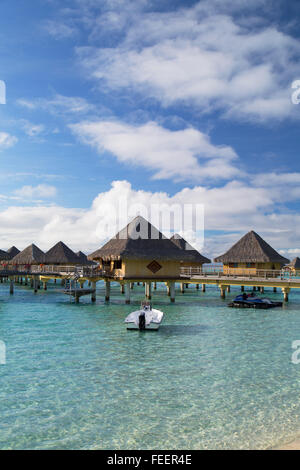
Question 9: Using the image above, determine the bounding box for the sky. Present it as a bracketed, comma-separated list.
[1, 0, 300, 259]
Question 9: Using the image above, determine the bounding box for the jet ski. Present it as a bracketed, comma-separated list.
[228, 293, 283, 309]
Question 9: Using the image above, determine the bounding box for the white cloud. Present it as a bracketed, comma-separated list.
[17, 94, 94, 115]
[0, 132, 17, 150]
[0, 179, 299, 259]
[43, 20, 76, 39]
[285, 248, 300, 254]
[17, 99, 36, 109]
[253, 172, 300, 186]
[0, 172, 66, 181]
[75, 3, 300, 121]
[14, 184, 57, 199]
[20, 120, 45, 137]
[70, 120, 240, 182]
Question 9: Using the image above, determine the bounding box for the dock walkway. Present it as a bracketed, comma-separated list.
[0, 266, 299, 303]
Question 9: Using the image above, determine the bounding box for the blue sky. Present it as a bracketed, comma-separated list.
[1, 0, 300, 258]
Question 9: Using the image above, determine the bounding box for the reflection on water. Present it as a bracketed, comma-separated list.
[159, 324, 209, 336]
[0, 281, 300, 450]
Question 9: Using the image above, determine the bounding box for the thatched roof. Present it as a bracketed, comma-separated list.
[76, 251, 96, 266]
[170, 234, 211, 264]
[214, 231, 290, 265]
[0, 249, 10, 261]
[89, 216, 198, 262]
[11, 244, 45, 265]
[45, 241, 80, 264]
[6, 246, 20, 259]
[288, 257, 300, 269]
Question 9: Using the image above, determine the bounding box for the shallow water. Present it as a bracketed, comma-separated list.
[0, 280, 300, 449]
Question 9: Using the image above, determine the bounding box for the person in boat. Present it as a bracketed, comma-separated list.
[242, 292, 248, 300]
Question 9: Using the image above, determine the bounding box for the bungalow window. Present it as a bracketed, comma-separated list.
[113, 260, 122, 269]
[229, 263, 238, 268]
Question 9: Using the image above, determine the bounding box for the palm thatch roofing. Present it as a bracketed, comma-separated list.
[287, 257, 300, 269]
[45, 241, 80, 264]
[214, 231, 290, 265]
[11, 244, 45, 265]
[76, 251, 97, 266]
[0, 249, 10, 261]
[170, 234, 211, 264]
[88, 216, 199, 262]
[6, 246, 20, 259]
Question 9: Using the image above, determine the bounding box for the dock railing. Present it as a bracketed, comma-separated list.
[180, 266, 296, 280]
[1, 264, 297, 281]
[0, 264, 106, 277]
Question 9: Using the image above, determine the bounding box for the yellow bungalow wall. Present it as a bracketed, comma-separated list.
[100, 258, 181, 279]
[223, 262, 283, 275]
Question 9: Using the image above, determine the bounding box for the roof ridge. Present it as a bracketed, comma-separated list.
[89, 217, 197, 262]
[170, 233, 211, 263]
[214, 230, 289, 264]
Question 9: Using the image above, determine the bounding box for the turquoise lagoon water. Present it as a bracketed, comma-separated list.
[0, 281, 300, 450]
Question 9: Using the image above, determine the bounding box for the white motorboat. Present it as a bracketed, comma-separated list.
[125, 302, 164, 330]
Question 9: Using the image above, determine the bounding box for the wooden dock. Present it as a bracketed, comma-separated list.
[1, 265, 299, 303]
[63, 288, 96, 303]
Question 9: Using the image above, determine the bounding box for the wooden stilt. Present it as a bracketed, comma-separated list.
[145, 282, 152, 299]
[125, 282, 130, 304]
[10, 278, 14, 295]
[91, 282, 96, 302]
[220, 285, 226, 299]
[282, 287, 290, 302]
[170, 282, 175, 303]
[105, 281, 110, 301]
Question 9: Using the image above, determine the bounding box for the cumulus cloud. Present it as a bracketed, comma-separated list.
[0, 132, 18, 150]
[70, 120, 240, 182]
[75, 2, 300, 121]
[14, 184, 57, 199]
[0, 179, 299, 258]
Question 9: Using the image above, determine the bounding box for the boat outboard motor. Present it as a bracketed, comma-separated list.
[139, 312, 146, 330]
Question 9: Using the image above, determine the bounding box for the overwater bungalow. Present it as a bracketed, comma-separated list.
[6, 246, 20, 260]
[214, 230, 289, 275]
[286, 257, 300, 275]
[0, 249, 10, 263]
[44, 241, 81, 265]
[76, 251, 96, 266]
[10, 244, 45, 266]
[88, 215, 196, 279]
[170, 234, 211, 270]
